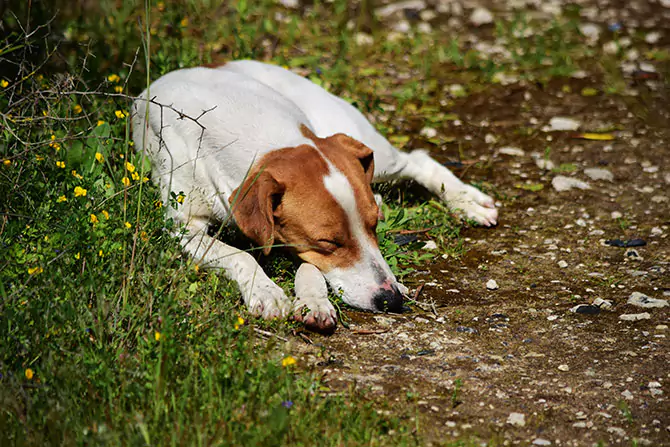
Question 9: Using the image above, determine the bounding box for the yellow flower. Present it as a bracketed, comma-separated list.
[75, 252, 81, 260]
[56, 161, 65, 168]
[124, 221, 132, 229]
[35, 155, 44, 161]
[114, 85, 123, 93]
[155, 331, 161, 341]
[281, 356, 296, 367]
[107, 74, 121, 83]
[98, 249, 103, 257]
[95, 152, 104, 163]
[115, 110, 127, 119]
[1, 79, 8, 88]
[193, 264, 199, 273]
[131, 171, 140, 181]
[25, 368, 34, 380]
[101, 210, 109, 219]
[157, 1, 165, 11]
[154, 200, 162, 208]
[3, 159, 10, 166]
[142, 177, 149, 183]
[176, 194, 185, 204]
[73, 104, 82, 114]
[71, 170, 83, 179]
[49, 136, 61, 150]
[180, 17, 189, 27]
[74, 186, 87, 197]
[234, 316, 245, 330]
[122, 177, 130, 187]
[57, 195, 67, 203]
[97, 120, 105, 127]
[90, 214, 99, 224]
[140, 231, 148, 241]
[125, 161, 135, 173]
[27, 266, 43, 275]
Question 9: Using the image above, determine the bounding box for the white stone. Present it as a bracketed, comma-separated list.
[552, 176, 590, 192]
[593, 298, 613, 310]
[420, 127, 437, 139]
[278, 0, 299, 8]
[422, 240, 438, 250]
[619, 312, 651, 321]
[628, 292, 668, 309]
[375, 0, 426, 18]
[548, 117, 581, 131]
[417, 22, 432, 34]
[584, 168, 614, 182]
[651, 227, 663, 236]
[611, 211, 623, 219]
[579, 23, 601, 43]
[497, 147, 525, 156]
[486, 279, 499, 290]
[532, 439, 551, 446]
[507, 412, 525, 427]
[354, 32, 374, 46]
[645, 31, 661, 44]
[558, 260, 568, 268]
[470, 7, 494, 26]
[603, 41, 619, 54]
[558, 364, 569, 371]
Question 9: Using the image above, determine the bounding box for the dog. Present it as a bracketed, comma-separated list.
[132, 60, 497, 332]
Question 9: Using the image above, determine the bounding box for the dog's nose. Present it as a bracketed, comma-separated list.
[373, 288, 404, 313]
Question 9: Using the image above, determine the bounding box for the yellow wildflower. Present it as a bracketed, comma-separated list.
[101, 210, 109, 219]
[154, 200, 162, 208]
[194, 264, 199, 273]
[114, 85, 123, 93]
[234, 316, 245, 330]
[281, 356, 296, 367]
[71, 170, 83, 179]
[140, 231, 148, 241]
[115, 110, 127, 119]
[95, 152, 104, 163]
[73, 104, 82, 114]
[57, 195, 67, 203]
[74, 186, 87, 197]
[142, 177, 149, 183]
[35, 154, 44, 161]
[90, 214, 99, 224]
[99, 249, 104, 257]
[97, 120, 105, 127]
[1, 79, 8, 88]
[107, 74, 121, 83]
[75, 252, 81, 260]
[3, 159, 10, 166]
[25, 368, 34, 380]
[180, 17, 189, 27]
[28, 266, 43, 275]
[157, 2, 165, 11]
[155, 331, 161, 341]
[124, 221, 132, 229]
[56, 161, 65, 168]
[125, 161, 135, 173]
[122, 177, 130, 187]
[176, 194, 185, 204]
[131, 171, 140, 181]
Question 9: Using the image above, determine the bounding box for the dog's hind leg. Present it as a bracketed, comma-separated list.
[177, 216, 292, 319]
[395, 150, 498, 226]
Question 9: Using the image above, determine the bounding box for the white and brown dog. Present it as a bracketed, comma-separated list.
[132, 60, 497, 332]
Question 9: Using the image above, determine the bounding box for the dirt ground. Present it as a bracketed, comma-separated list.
[289, 1, 669, 445]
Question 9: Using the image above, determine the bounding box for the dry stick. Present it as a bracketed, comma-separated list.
[253, 328, 289, 342]
[352, 329, 389, 335]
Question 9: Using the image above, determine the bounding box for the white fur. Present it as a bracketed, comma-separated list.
[132, 60, 498, 318]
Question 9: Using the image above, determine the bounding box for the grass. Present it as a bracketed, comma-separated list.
[0, 0, 629, 444]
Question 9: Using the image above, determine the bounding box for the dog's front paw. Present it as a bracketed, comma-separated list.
[444, 185, 498, 227]
[245, 279, 291, 319]
[293, 263, 337, 334]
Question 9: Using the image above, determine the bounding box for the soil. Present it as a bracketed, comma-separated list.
[289, 2, 670, 445]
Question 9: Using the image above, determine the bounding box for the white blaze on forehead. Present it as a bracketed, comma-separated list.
[322, 169, 368, 242]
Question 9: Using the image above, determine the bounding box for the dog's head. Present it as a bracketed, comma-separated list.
[230, 129, 404, 312]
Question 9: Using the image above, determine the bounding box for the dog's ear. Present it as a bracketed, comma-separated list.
[329, 133, 375, 183]
[230, 170, 285, 255]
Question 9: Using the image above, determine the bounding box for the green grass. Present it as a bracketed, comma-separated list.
[0, 0, 620, 444]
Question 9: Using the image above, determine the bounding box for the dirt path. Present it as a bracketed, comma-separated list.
[289, 1, 669, 445]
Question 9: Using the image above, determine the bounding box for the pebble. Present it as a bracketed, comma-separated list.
[278, 0, 299, 8]
[645, 31, 661, 44]
[506, 412, 525, 427]
[532, 439, 551, 446]
[420, 127, 437, 139]
[650, 227, 663, 236]
[619, 312, 651, 321]
[627, 292, 669, 309]
[552, 176, 590, 192]
[470, 7, 494, 26]
[558, 260, 568, 268]
[486, 279, 499, 290]
[621, 390, 634, 400]
[535, 158, 555, 170]
[593, 298, 613, 310]
[355, 32, 374, 46]
[625, 248, 643, 261]
[558, 364, 570, 372]
[497, 147, 525, 156]
[422, 240, 438, 250]
[548, 117, 581, 131]
[375, 0, 426, 18]
[611, 211, 623, 219]
[579, 23, 601, 43]
[583, 168, 614, 182]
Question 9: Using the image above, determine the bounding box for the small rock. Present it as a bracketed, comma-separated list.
[507, 412, 525, 427]
[548, 117, 581, 131]
[420, 127, 437, 139]
[532, 439, 551, 446]
[572, 421, 587, 428]
[354, 32, 374, 46]
[607, 427, 626, 437]
[374, 0, 426, 18]
[470, 7, 494, 26]
[422, 240, 438, 250]
[645, 31, 661, 44]
[558, 260, 568, 268]
[535, 158, 555, 170]
[625, 248, 643, 261]
[486, 279, 499, 290]
[558, 364, 570, 372]
[593, 298, 613, 310]
[579, 23, 601, 43]
[552, 176, 590, 192]
[621, 390, 634, 400]
[278, 0, 299, 8]
[497, 147, 525, 156]
[650, 227, 663, 236]
[584, 168, 614, 182]
[448, 84, 466, 97]
[374, 316, 395, 327]
[611, 211, 623, 219]
[627, 292, 668, 309]
[619, 312, 651, 321]
[417, 22, 432, 34]
[570, 304, 600, 315]
[456, 326, 479, 334]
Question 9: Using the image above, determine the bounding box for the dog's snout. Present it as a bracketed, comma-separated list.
[373, 288, 404, 313]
